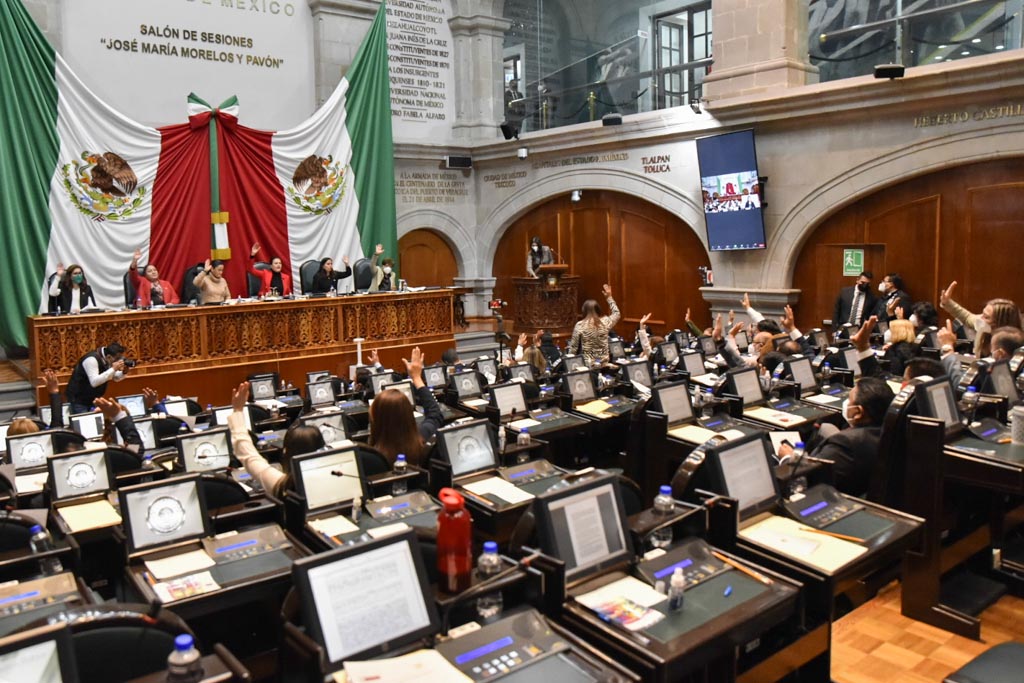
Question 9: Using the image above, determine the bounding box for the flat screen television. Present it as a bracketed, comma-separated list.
[695, 129, 767, 252]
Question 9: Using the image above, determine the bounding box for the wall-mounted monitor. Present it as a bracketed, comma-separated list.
[695, 129, 767, 252]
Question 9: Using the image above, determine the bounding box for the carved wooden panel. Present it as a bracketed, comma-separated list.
[512, 276, 580, 335]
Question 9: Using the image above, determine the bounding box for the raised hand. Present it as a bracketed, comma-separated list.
[142, 387, 160, 410]
[132, 248, 142, 263]
[940, 281, 957, 307]
[56, 262, 65, 277]
[728, 309, 736, 326]
[850, 315, 877, 352]
[779, 305, 796, 332]
[517, 332, 529, 347]
[712, 313, 724, 342]
[93, 396, 120, 422]
[42, 369, 59, 394]
[601, 284, 612, 298]
[342, 255, 350, 266]
[937, 319, 957, 347]
[375, 244, 384, 255]
[895, 306, 905, 320]
[367, 349, 380, 366]
[204, 258, 212, 271]
[231, 381, 250, 412]
[741, 292, 750, 309]
[250, 243, 261, 257]
[685, 307, 692, 323]
[640, 312, 652, 327]
[728, 321, 744, 338]
[403, 346, 425, 386]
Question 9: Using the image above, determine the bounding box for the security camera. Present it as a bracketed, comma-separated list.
[517, 147, 528, 160]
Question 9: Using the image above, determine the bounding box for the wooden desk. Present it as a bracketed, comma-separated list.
[28, 290, 458, 405]
[511, 275, 580, 335]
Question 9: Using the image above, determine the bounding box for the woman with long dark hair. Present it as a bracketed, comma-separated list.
[369, 347, 444, 467]
[568, 284, 620, 365]
[49, 262, 97, 313]
[311, 256, 352, 294]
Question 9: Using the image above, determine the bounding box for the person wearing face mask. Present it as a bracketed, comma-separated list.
[909, 301, 939, 330]
[65, 342, 132, 414]
[939, 280, 1021, 357]
[49, 262, 97, 313]
[248, 243, 293, 297]
[882, 319, 918, 377]
[311, 255, 352, 294]
[779, 376, 894, 495]
[872, 273, 912, 322]
[369, 243, 397, 292]
[128, 248, 179, 307]
[526, 236, 554, 278]
[833, 271, 877, 331]
[192, 258, 231, 304]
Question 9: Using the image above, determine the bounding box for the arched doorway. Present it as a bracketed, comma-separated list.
[492, 190, 710, 338]
[398, 228, 459, 287]
[792, 158, 1024, 331]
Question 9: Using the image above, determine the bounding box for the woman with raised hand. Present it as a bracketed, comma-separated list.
[192, 258, 231, 304]
[49, 262, 97, 313]
[568, 284, 621, 365]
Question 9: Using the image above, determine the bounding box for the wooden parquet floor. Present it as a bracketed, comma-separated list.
[832, 581, 1024, 683]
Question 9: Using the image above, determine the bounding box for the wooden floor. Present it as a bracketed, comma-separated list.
[0, 361, 27, 384]
[832, 581, 1024, 682]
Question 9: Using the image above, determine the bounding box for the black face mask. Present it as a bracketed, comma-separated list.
[856, 282, 869, 293]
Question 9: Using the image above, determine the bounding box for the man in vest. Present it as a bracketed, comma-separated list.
[66, 342, 130, 414]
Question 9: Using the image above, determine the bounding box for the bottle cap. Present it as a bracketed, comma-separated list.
[659, 485, 672, 496]
[671, 567, 685, 586]
[174, 634, 194, 651]
[520, 427, 528, 433]
[795, 441, 805, 449]
[29, 524, 43, 534]
[967, 385, 977, 392]
[483, 541, 498, 553]
[396, 453, 406, 462]
[438, 487, 465, 511]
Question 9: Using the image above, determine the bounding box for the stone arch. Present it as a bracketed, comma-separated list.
[397, 209, 473, 276]
[766, 121, 1024, 288]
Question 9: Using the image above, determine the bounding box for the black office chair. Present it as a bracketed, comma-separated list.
[104, 445, 143, 474]
[152, 415, 189, 446]
[46, 272, 60, 313]
[50, 429, 86, 454]
[199, 474, 249, 510]
[352, 258, 374, 291]
[19, 603, 196, 683]
[355, 444, 390, 477]
[180, 262, 206, 304]
[0, 510, 44, 552]
[123, 266, 144, 307]
[944, 642, 1024, 683]
[247, 261, 272, 297]
[299, 259, 320, 294]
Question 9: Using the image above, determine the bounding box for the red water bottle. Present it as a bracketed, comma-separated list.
[436, 487, 472, 593]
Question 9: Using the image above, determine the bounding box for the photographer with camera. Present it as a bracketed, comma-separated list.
[66, 341, 134, 414]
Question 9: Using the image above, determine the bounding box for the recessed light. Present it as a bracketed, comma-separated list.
[934, 55, 943, 60]
[961, 50, 970, 55]
[971, 38, 981, 43]
[939, 44, 947, 48]
[996, 45, 1005, 50]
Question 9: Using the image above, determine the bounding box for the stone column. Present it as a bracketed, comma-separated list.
[448, 0, 511, 141]
[308, 0, 380, 106]
[703, 0, 818, 102]
[454, 276, 498, 319]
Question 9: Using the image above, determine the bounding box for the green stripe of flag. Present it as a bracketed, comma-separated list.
[0, 0, 59, 349]
[345, 2, 398, 265]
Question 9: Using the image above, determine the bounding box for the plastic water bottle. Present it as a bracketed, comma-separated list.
[769, 365, 784, 398]
[517, 428, 530, 448]
[787, 441, 808, 496]
[651, 485, 674, 549]
[392, 454, 408, 495]
[821, 362, 832, 383]
[166, 633, 204, 683]
[436, 488, 472, 593]
[475, 541, 504, 620]
[668, 567, 686, 612]
[962, 385, 979, 423]
[29, 525, 63, 575]
[701, 388, 714, 417]
[497, 425, 506, 454]
[327, 284, 336, 297]
[142, 454, 156, 470]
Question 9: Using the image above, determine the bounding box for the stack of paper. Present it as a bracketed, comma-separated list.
[739, 515, 866, 572]
[340, 649, 471, 683]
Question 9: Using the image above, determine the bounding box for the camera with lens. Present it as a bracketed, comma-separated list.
[123, 359, 138, 369]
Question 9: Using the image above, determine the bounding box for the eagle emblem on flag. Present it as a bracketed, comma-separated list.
[286, 154, 346, 215]
[59, 150, 146, 221]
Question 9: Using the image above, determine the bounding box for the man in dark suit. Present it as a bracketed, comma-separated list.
[833, 271, 876, 330]
[873, 272, 912, 322]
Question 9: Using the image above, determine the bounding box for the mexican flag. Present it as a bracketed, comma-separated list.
[0, 0, 395, 349]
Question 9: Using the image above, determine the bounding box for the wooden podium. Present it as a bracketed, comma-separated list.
[512, 264, 579, 335]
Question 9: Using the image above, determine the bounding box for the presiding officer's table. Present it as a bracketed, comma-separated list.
[29, 289, 460, 405]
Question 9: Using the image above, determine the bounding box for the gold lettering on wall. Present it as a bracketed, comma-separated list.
[914, 103, 1024, 128]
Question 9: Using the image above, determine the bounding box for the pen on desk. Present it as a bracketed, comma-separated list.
[711, 550, 773, 585]
[723, 585, 733, 597]
[997, 438, 1011, 444]
[142, 571, 157, 587]
[798, 526, 863, 543]
[460, 491, 495, 508]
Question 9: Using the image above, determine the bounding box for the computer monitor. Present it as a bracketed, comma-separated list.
[163, 399, 190, 418]
[307, 370, 331, 384]
[490, 382, 527, 417]
[212, 405, 252, 432]
[727, 368, 764, 405]
[292, 447, 365, 512]
[657, 340, 680, 365]
[380, 380, 415, 407]
[119, 474, 211, 553]
[451, 371, 483, 399]
[507, 363, 535, 383]
[671, 329, 690, 348]
[249, 375, 278, 401]
[608, 338, 626, 360]
[811, 330, 829, 350]
[985, 359, 1020, 402]
[115, 394, 147, 418]
[563, 370, 597, 403]
[422, 365, 447, 389]
[6, 432, 55, 471]
[298, 411, 347, 444]
[620, 359, 652, 388]
[914, 377, 962, 433]
[0, 622, 79, 683]
[699, 336, 718, 358]
[292, 530, 438, 670]
[651, 380, 694, 425]
[704, 433, 779, 519]
[69, 412, 104, 440]
[475, 358, 499, 384]
[840, 347, 862, 378]
[680, 350, 706, 377]
[563, 355, 586, 373]
[369, 372, 400, 397]
[176, 427, 233, 473]
[733, 330, 750, 352]
[785, 356, 818, 396]
[39, 404, 71, 429]
[533, 473, 633, 582]
[437, 420, 497, 477]
[307, 379, 337, 408]
[48, 448, 113, 501]
[116, 416, 157, 450]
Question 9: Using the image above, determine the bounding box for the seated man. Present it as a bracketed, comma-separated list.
[779, 376, 895, 496]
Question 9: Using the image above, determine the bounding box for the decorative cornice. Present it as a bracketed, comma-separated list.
[307, 0, 379, 20]
[448, 15, 511, 36]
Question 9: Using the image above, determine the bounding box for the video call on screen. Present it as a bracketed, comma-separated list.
[696, 129, 767, 252]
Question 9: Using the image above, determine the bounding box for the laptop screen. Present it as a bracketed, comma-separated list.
[699, 336, 717, 357]
[491, 383, 527, 416]
[177, 427, 233, 473]
[249, 376, 277, 401]
[163, 399, 190, 418]
[652, 381, 693, 424]
[307, 371, 331, 384]
[120, 475, 210, 553]
[621, 360, 652, 388]
[380, 381, 415, 407]
[292, 447, 364, 512]
[915, 378, 961, 431]
[423, 365, 447, 389]
[563, 356, 587, 373]
[787, 357, 817, 395]
[115, 394, 147, 418]
[507, 363, 535, 383]
[39, 404, 72, 429]
[658, 341, 679, 364]
[707, 434, 778, 518]
[116, 417, 156, 450]
[299, 412, 347, 444]
[213, 406, 252, 432]
[69, 412, 105, 440]
[730, 368, 764, 405]
[841, 347, 862, 378]
[563, 370, 596, 402]
[0, 623, 79, 683]
[608, 339, 626, 360]
[293, 531, 438, 670]
[6, 432, 54, 471]
[438, 420, 496, 477]
[475, 359, 499, 384]
[453, 372, 482, 399]
[49, 449, 112, 500]
[370, 372, 399, 397]
[308, 380, 336, 408]
[681, 351, 705, 377]
[734, 330, 749, 350]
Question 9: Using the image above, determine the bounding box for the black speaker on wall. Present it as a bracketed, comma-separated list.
[444, 155, 473, 170]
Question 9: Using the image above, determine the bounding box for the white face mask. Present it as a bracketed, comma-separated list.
[909, 314, 918, 326]
[878, 282, 888, 293]
[532, 244, 539, 252]
[382, 266, 392, 275]
[883, 329, 892, 344]
[841, 399, 855, 424]
[974, 317, 991, 334]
